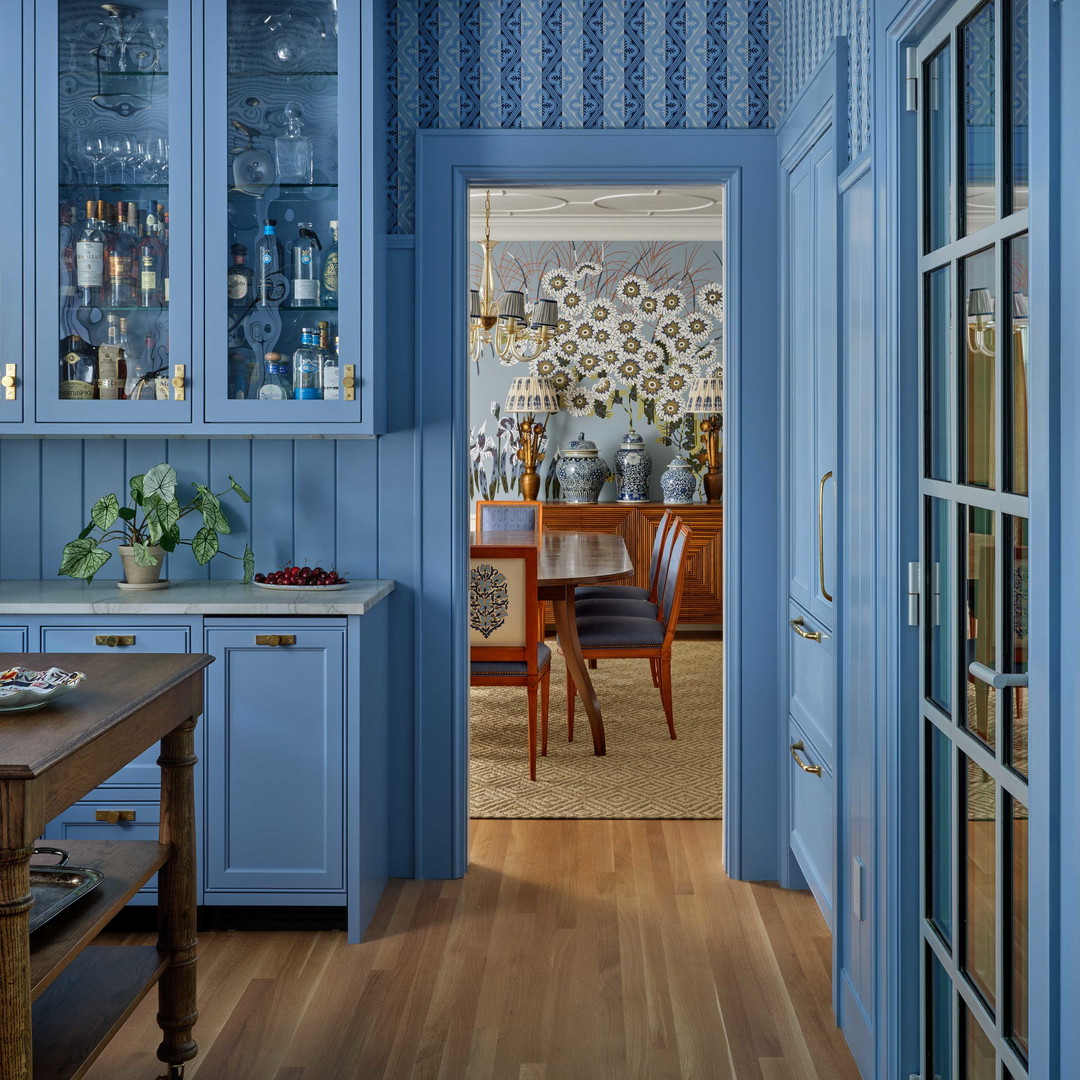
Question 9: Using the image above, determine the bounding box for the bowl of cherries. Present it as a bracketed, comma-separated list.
[252, 565, 349, 591]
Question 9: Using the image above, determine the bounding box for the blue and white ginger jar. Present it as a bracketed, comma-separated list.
[660, 457, 697, 504]
[555, 432, 610, 504]
[614, 430, 652, 503]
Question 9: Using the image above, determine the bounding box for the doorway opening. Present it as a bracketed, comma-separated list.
[465, 183, 726, 820]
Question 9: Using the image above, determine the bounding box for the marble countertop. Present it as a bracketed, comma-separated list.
[0, 579, 395, 616]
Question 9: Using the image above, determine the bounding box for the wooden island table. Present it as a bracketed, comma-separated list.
[0, 652, 211, 1080]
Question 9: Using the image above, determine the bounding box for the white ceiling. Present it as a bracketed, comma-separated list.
[468, 185, 725, 241]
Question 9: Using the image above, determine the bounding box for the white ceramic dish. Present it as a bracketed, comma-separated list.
[252, 581, 349, 592]
[0, 667, 86, 713]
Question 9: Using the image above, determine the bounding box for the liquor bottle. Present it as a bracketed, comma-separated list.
[257, 351, 292, 399]
[97, 312, 127, 400]
[290, 223, 321, 308]
[274, 101, 313, 184]
[318, 321, 339, 399]
[227, 322, 258, 399]
[162, 211, 170, 304]
[255, 219, 284, 306]
[59, 333, 97, 399]
[227, 243, 253, 307]
[75, 199, 104, 306]
[138, 204, 165, 307]
[125, 334, 161, 400]
[292, 327, 321, 399]
[105, 200, 137, 306]
[321, 219, 338, 307]
[59, 204, 77, 300]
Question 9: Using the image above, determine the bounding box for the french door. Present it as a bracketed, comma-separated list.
[916, 0, 1030, 1077]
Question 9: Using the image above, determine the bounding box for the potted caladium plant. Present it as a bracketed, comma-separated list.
[59, 463, 255, 588]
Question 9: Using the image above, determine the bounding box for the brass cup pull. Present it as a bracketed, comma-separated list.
[255, 634, 296, 647]
[96, 809, 137, 824]
[790, 741, 823, 777]
[789, 617, 823, 642]
[95, 634, 135, 647]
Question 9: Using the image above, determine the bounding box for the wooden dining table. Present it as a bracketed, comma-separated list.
[472, 530, 634, 755]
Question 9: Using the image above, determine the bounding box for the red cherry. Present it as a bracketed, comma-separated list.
[254, 573, 266, 583]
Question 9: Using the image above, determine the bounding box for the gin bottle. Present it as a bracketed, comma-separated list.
[319, 321, 339, 399]
[257, 351, 292, 399]
[291, 224, 321, 308]
[292, 327, 322, 399]
[321, 220, 338, 306]
[255, 220, 284, 306]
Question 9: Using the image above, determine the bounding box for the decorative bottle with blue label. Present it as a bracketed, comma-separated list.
[254, 219, 284, 307]
[292, 327, 322, 399]
[291, 223, 321, 308]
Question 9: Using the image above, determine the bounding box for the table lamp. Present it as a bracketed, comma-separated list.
[504, 376, 560, 501]
[685, 377, 723, 502]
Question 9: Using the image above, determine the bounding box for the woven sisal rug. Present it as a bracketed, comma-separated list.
[469, 639, 723, 819]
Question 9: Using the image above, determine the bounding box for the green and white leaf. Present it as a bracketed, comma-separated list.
[58, 538, 112, 581]
[143, 463, 177, 504]
[242, 546, 255, 584]
[193, 484, 230, 533]
[133, 542, 161, 567]
[191, 526, 219, 565]
[229, 475, 252, 503]
[129, 474, 145, 506]
[117, 506, 137, 522]
[90, 493, 119, 531]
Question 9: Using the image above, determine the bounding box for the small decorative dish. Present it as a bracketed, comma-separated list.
[0, 666, 86, 713]
[29, 847, 105, 934]
[253, 582, 349, 592]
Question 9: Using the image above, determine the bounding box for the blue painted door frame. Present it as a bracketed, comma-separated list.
[413, 128, 779, 882]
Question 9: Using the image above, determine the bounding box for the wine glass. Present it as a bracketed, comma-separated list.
[83, 135, 109, 185]
[110, 134, 136, 183]
[149, 137, 169, 183]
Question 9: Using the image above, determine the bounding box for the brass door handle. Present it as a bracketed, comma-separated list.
[255, 634, 296, 647]
[818, 470, 834, 603]
[789, 617, 822, 642]
[95, 634, 135, 647]
[790, 741, 823, 776]
[2, 363, 15, 400]
[96, 809, 136, 823]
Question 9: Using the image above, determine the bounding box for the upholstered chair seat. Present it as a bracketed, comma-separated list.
[573, 597, 660, 619]
[573, 616, 666, 649]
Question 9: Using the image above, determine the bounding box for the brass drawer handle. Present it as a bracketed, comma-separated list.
[255, 634, 296, 647]
[790, 741, 823, 777]
[96, 809, 137, 823]
[818, 470, 834, 603]
[95, 634, 136, 647]
[789, 618, 822, 642]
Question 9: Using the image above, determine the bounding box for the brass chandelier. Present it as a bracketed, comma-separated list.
[469, 190, 559, 365]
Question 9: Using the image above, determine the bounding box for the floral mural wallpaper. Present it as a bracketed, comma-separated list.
[469, 239, 724, 502]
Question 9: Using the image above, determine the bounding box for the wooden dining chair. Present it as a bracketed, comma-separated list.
[575, 508, 673, 604]
[475, 500, 543, 535]
[566, 523, 692, 742]
[469, 540, 552, 780]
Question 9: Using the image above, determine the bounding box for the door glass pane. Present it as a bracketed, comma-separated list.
[225, 0, 340, 401]
[59, 1, 171, 401]
[1006, 794, 1029, 1061]
[962, 1002, 996, 1079]
[925, 43, 953, 251]
[962, 751, 996, 1010]
[928, 949, 954, 1080]
[961, 2, 996, 236]
[929, 497, 954, 713]
[964, 507, 996, 747]
[1009, 0, 1029, 212]
[927, 266, 953, 480]
[1006, 235, 1029, 494]
[927, 722, 953, 943]
[961, 249, 996, 488]
[1005, 516, 1028, 778]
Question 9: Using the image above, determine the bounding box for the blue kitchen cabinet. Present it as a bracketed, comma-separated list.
[18, 0, 379, 435]
[0, 627, 29, 651]
[203, 621, 346, 900]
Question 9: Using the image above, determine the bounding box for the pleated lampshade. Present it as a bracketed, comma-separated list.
[684, 377, 723, 415]
[504, 377, 561, 415]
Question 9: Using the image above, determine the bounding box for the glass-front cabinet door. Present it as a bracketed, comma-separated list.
[202, 0, 361, 424]
[37, 0, 192, 424]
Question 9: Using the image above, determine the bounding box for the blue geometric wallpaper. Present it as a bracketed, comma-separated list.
[386, 0, 870, 233]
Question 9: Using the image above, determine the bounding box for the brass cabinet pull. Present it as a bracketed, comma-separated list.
[96, 809, 136, 824]
[789, 617, 823, 643]
[2, 363, 15, 400]
[818, 470, 834, 603]
[790, 741, 823, 777]
[95, 634, 135, 647]
[172, 363, 186, 400]
[343, 364, 356, 401]
[255, 634, 296, 647]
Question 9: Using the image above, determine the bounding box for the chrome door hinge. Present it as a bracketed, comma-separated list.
[907, 561, 921, 626]
[905, 47, 919, 111]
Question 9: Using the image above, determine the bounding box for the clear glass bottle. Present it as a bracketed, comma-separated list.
[292, 327, 322, 399]
[257, 351, 292, 399]
[227, 322, 258, 399]
[291, 224, 321, 308]
[321, 220, 338, 307]
[75, 199, 104, 306]
[162, 210, 170, 304]
[274, 101, 313, 184]
[105, 201, 137, 307]
[255, 219, 284, 306]
[138, 201, 166, 307]
[318, 321, 339, 399]
[125, 334, 160, 399]
[228, 243, 253, 307]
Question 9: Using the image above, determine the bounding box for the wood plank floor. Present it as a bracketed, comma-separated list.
[84, 820, 860, 1080]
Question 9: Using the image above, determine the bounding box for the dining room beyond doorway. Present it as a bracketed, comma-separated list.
[466, 185, 725, 820]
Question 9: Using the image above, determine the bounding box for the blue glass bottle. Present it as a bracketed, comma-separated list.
[292, 327, 322, 399]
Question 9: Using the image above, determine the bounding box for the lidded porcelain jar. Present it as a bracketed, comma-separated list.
[556, 432, 610, 504]
[660, 457, 697, 504]
[614, 430, 652, 503]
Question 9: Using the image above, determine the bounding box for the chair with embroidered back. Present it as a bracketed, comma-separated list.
[475, 500, 543, 536]
[469, 540, 552, 780]
[565, 522, 692, 742]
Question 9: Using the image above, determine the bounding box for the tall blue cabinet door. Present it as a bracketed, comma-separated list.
[0, 0, 23, 424]
[204, 626, 345, 894]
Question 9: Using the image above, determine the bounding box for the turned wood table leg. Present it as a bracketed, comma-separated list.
[156, 717, 199, 1078]
[0, 844, 33, 1080]
[551, 590, 606, 756]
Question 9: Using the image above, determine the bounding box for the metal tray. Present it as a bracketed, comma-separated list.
[29, 847, 104, 934]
